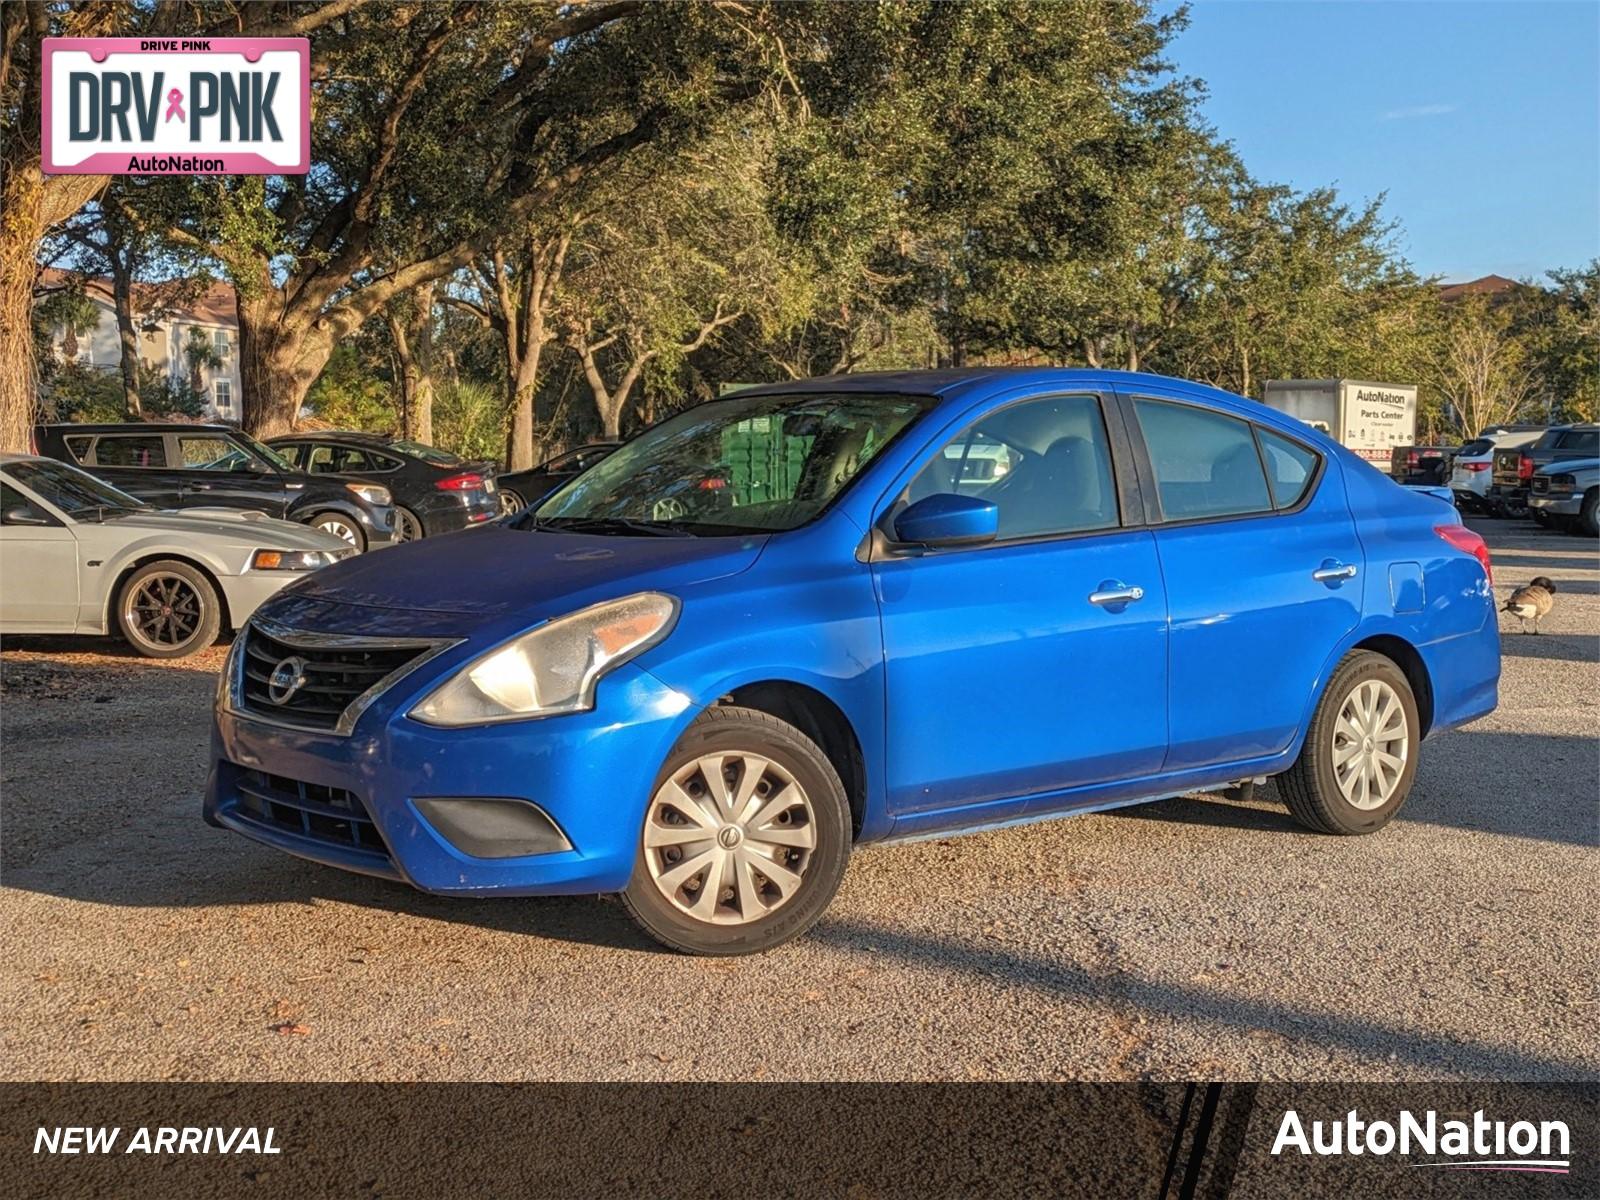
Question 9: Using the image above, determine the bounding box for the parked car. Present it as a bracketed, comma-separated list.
[1488, 423, 1600, 519]
[1388, 444, 1456, 487]
[35, 423, 395, 551]
[206, 369, 1499, 955]
[496, 442, 622, 513]
[1, 453, 352, 658]
[1448, 426, 1546, 513]
[1528, 458, 1600, 536]
[267, 432, 499, 541]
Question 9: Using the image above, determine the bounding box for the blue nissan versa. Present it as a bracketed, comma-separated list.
[205, 370, 1500, 954]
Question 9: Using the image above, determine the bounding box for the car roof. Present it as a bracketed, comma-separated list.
[0, 451, 50, 464]
[39, 422, 234, 434]
[728, 366, 1252, 400]
[268, 430, 397, 445]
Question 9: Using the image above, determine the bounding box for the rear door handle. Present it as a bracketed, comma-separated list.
[1312, 562, 1358, 583]
[1088, 583, 1145, 607]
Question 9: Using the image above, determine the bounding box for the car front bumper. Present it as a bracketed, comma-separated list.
[203, 663, 694, 895]
[1528, 491, 1581, 516]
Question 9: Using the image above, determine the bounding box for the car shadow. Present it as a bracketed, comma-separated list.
[808, 917, 1592, 1080]
[1499, 631, 1600, 663]
[1114, 730, 1598, 850]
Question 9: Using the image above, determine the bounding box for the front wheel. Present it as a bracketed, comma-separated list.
[116, 560, 222, 659]
[621, 707, 851, 955]
[308, 511, 367, 552]
[498, 489, 525, 516]
[1578, 488, 1600, 538]
[1278, 650, 1420, 835]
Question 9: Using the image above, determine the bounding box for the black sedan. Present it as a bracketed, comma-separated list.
[496, 442, 622, 513]
[269, 432, 499, 541]
[33, 422, 395, 550]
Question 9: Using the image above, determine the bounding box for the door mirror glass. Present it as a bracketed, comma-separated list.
[3, 504, 50, 527]
[894, 493, 999, 547]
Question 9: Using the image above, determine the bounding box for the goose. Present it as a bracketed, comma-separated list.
[1501, 576, 1557, 634]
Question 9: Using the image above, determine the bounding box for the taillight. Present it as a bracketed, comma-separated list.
[1434, 523, 1492, 584]
[697, 477, 728, 490]
[435, 472, 485, 492]
[1517, 455, 1533, 480]
[1463, 461, 1490, 472]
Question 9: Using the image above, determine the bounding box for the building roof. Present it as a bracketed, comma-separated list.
[1438, 274, 1522, 302]
[37, 267, 238, 326]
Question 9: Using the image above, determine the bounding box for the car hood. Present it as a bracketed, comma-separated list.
[1536, 457, 1600, 475]
[90, 507, 346, 550]
[277, 524, 770, 622]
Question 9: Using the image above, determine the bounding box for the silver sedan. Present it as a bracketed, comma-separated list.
[1, 452, 353, 658]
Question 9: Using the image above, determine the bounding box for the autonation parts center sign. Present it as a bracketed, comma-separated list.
[42, 38, 308, 174]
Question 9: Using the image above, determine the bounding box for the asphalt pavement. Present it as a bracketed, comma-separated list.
[1, 516, 1594, 1082]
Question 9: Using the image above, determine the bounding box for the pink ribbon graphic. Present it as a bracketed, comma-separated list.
[164, 88, 185, 123]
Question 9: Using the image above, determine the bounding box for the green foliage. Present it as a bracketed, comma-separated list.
[431, 379, 506, 461]
[303, 343, 399, 433]
[41, 363, 124, 423]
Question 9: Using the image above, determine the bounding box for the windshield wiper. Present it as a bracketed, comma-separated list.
[537, 516, 695, 538]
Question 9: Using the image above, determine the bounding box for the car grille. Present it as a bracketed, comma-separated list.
[231, 767, 391, 861]
[1530, 475, 1550, 494]
[237, 622, 440, 732]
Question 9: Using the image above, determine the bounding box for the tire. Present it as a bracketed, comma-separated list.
[1278, 650, 1420, 836]
[1579, 488, 1600, 538]
[498, 489, 526, 516]
[1531, 509, 1552, 529]
[116, 560, 222, 659]
[394, 506, 425, 542]
[621, 706, 851, 955]
[308, 511, 367, 552]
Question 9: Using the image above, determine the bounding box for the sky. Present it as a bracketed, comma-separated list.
[1165, 1, 1599, 283]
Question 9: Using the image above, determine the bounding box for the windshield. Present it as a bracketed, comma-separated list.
[233, 432, 295, 472]
[6, 459, 151, 518]
[531, 392, 934, 534]
[391, 439, 463, 466]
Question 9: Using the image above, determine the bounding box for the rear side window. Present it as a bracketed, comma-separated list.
[1256, 429, 1320, 508]
[1555, 428, 1598, 454]
[92, 435, 166, 468]
[1134, 399, 1271, 521]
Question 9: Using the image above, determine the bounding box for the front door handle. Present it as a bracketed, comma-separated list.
[1312, 561, 1358, 584]
[1088, 582, 1145, 607]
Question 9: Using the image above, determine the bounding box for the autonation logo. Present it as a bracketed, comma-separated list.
[1272, 1108, 1571, 1175]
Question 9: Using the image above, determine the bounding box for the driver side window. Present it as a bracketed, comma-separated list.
[906, 394, 1120, 540]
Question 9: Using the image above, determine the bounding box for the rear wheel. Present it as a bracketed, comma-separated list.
[393, 506, 424, 542]
[621, 707, 851, 955]
[309, 511, 366, 552]
[116, 560, 222, 659]
[1278, 651, 1419, 835]
[498, 489, 525, 516]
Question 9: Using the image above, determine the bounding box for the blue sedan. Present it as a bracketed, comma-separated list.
[205, 369, 1500, 954]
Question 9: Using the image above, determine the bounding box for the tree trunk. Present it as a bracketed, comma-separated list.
[408, 281, 436, 444]
[506, 329, 546, 470]
[111, 267, 143, 418]
[0, 199, 42, 451]
[236, 289, 334, 437]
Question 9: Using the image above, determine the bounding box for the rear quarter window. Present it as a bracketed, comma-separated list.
[62, 435, 93, 463]
[1256, 428, 1321, 508]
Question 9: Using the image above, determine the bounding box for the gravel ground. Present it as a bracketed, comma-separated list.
[1, 516, 1595, 1083]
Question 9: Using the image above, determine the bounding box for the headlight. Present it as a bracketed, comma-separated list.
[250, 548, 351, 570]
[411, 592, 679, 726]
[345, 482, 392, 505]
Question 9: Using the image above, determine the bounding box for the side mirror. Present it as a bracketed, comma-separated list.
[3, 505, 49, 527]
[892, 492, 998, 548]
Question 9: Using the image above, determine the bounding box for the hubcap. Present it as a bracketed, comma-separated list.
[1332, 679, 1409, 810]
[643, 751, 816, 925]
[124, 575, 202, 647]
[498, 491, 523, 516]
[316, 517, 358, 546]
[395, 509, 422, 541]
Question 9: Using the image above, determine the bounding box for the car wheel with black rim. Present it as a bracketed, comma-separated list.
[621, 706, 851, 955]
[309, 512, 367, 551]
[394, 506, 424, 542]
[498, 489, 525, 516]
[116, 560, 222, 659]
[1278, 650, 1420, 835]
